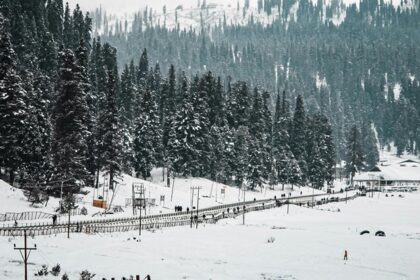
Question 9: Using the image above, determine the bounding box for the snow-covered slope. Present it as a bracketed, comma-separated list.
[0, 180, 28, 213]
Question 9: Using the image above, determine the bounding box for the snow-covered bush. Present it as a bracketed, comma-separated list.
[267, 237, 276, 243]
[80, 270, 96, 280]
[35, 265, 49, 276]
[61, 273, 69, 280]
[51, 264, 61, 276]
[80, 207, 88, 215]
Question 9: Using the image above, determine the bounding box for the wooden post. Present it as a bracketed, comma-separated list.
[196, 187, 200, 229]
[67, 207, 71, 239]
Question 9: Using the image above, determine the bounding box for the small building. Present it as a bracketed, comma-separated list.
[353, 159, 420, 191]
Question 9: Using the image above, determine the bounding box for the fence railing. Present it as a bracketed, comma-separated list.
[0, 211, 53, 222]
[0, 192, 359, 237]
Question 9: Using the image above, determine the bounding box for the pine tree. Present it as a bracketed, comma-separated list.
[162, 65, 177, 166]
[316, 113, 336, 185]
[361, 121, 379, 169]
[38, 31, 58, 77]
[52, 49, 89, 193]
[208, 125, 229, 181]
[46, 0, 63, 43]
[0, 14, 31, 185]
[97, 68, 124, 190]
[167, 74, 195, 176]
[306, 116, 325, 189]
[247, 88, 271, 189]
[231, 126, 249, 187]
[63, 3, 73, 49]
[75, 39, 95, 186]
[308, 139, 324, 188]
[133, 85, 162, 179]
[23, 73, 54, 189]
[137, 48, 149, 85]
[226, 81, 251, 129]
[345, 125, 364, 186]
[273, 91, 297, 190]
[167, 74, 210, 177]
[291, 95, 308, 184]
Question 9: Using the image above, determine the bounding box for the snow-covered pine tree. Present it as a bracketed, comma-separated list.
[167, 74, 210, 177]
[226, 81, 251, 129]
[97, 67, 124, 190]
[167, 73, 194, 176]
[273, 91, 297, 190]
[247, 88, 270, 189]
[345, 125, 364, 186]
[62, 3, 73, 49]
[46, 0, 64, 43]
[361, 121, 379, 169]
[75, 39, 96, 186]
[208, 125, 228, 182]
[232, 126, 250, 188]
[291, 95, 308, 184]
[306, 116, 325, 189]
[0, 14, 32, 185]
[162, 65, 177, 169]
[133, 77, 162, 179]
[52, 49, 90, 193]
[22, 73, 54, 189]
[315, 113, 336, 185]
[137, 48, 149, 85]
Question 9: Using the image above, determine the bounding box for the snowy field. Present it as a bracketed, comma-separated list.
[1, 190, 419, 279]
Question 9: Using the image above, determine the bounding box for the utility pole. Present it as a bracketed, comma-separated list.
[14, 230, 37, 280]
[68, 208, 71, 239]
[345, 187, 348, 203]
[170, 170, 175, 202]
[312, 185, 315, 208]
[60, 181, 63, 211]
[242, 187, 246, 225]
[196, 187, 200, 229]
[190, 187, 194, 228]
[139, 185, 145, 236]
[191, 187, 202, 229]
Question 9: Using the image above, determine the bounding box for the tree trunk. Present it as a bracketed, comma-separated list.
[95, 169, 100, 189]
[109, 169, 114, 191]
[9, 169, 15, 186]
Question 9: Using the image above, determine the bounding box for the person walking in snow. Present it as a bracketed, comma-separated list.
[344, 250, 348, 261]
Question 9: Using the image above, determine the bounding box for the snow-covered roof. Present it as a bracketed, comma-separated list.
[354, 163, 420, 182]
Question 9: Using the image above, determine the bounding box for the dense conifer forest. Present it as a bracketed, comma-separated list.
[99, 0, 420, 160]
[0, 0, 418, 197]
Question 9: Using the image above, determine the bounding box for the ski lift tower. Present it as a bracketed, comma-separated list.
[132, 183, 146, 216]
[132, 182, 146, 235]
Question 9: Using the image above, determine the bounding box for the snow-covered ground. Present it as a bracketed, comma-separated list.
[1, 189, 419, 279]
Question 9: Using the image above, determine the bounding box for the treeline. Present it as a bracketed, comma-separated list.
[0, 0, 93, 193]
[0, 0, 336, 195]
[98, 0, 420, 160]
[116, 50, 336, 190]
